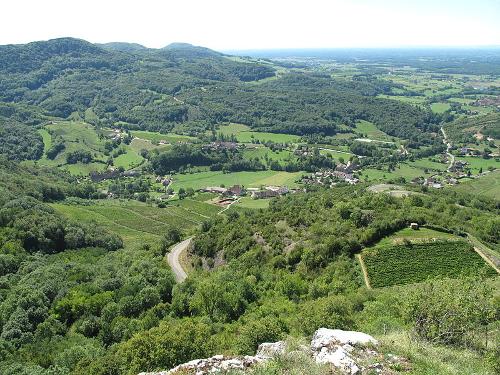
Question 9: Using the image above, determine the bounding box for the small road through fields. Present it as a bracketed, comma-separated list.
[167, 237, 193, 283]
[357, 254, 372, 289]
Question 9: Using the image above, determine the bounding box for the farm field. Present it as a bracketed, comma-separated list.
[238, 196, 271, 209]
[113, 149, 144, 169]
[375, 227, 458, 247]
[51, 198, 218, 249]
[217, 123, 301, 143]
[37, 121, 148, 175]
[170, 170, 303, 191]
[430, 102, 451, 113]
[360, 163, 429, 181]
[131, 130, 196, 143]
[408, 158, 448, 172]
[242, 147, 293, 162]
[362, 241, 496, 288]
[456, 156, 499, 174]
[354, 120, 393, 141]
[450, 170, 500, 199]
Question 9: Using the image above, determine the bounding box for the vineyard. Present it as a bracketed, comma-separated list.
[362, 241, 496, 288]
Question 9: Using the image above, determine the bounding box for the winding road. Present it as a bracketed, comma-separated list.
[440, 127, 455, 171]
[167, 237, 192, 283]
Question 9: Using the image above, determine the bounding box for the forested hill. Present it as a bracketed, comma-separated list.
[0, 38, 441, 142]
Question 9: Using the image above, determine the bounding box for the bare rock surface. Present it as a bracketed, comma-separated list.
[139, 329, 409, 375]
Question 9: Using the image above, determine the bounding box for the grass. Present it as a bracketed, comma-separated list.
[242, 147, 293, 162]
[430, 102, 451, 113]
[170, 170, 303, 191]
[375, 228, 457, 247]
[360, 164, 428, 182]
[52, 198, 219, 249]
[455, 156, 499, 175]
[131, 130, 195, 143]
[238, 197, 271, 209]
[451, 169, 500, 199]
[354, 120, 393, 141]
[362, 241, 495, 288]
[217, 123, 301, 143]
[113, 149, 144, 169]
[408, 158, 448, 172]
[38, 128, 52, 152]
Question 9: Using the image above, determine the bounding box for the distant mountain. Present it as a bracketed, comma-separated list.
[162, 42, 223, 59]
[99, 42, 148, 52]
[0, 37, 107, 73]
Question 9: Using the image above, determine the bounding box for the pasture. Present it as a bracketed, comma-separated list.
[451, 170, 500, 199]
[430, 102, 451, 113]
[52, 198, 218, 249]
[131, 130, 196, 143]
[354, 120, 393, 141]
[217, 123, 301, 143]
[170, 170, 303, 191]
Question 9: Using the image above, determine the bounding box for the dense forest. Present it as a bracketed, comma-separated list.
[0, 38, 442, 145]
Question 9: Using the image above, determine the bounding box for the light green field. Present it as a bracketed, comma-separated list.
[217, 123, 300, 143]
[354, 120, 393, 141]
[238, 196, 271, 209]
[131, 130, 196, 143]
[360, 164, 427, 182]
[456, 156, 499, 174]
[38, 129, 52, 153]
[64, 162, 107, 176]
[430, 102, 451, 113]
[448, 97, 475, 104]
[408, 158, 448, 172]
[217, 123, 251, 135]
[171, 170, 303, 191]
[113, 149, 144, 169]
[376, 227, 457, 247]
[451, 170, 500, 199]
[377, 94, 426, 105]
[319, 148, 354, 161]
[242, 147, 293, 162]
[52, 198, 218, 249]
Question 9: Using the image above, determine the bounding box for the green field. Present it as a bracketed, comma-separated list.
[360, 163, 428, 181]
[238, 196, 271, 209]
[408, 158, 448, 172]
[170, 170, 303, 190]
[242, 147, 293, 162]
[430, 102, 451, 113]
[451, 170, 500, 199]
[217, 123, 301, 143]
[38, 128, 52, 152]
[113, 149, 144, 169]
[375, 227, 457, 247]
[362, 241, 495, 288]
[354, 120, 393, 141]
[131, 130, 196, 143]
[52, 198, 219, 249]
[456, 156, 499, 174]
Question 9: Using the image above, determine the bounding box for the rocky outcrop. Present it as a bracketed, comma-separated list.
[138, 342, 286, 375]
[139, 329, 409, 375]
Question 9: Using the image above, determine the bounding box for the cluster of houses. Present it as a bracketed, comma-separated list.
[201, 184, 290, 200]
[203, 141, 242, 151]
[411, 175, 460, 189]
[300, 161, 360, 187]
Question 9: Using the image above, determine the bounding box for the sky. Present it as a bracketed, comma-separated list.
[1, 0, 499, 50]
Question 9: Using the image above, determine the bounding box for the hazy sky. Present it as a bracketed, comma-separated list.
[2, 0, 499, 50]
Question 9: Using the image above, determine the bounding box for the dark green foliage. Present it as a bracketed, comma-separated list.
[363, 241, 496, 288]
[0, 38, 438, 143]
[0, 122, 44, 161]
[402, 277, 497, 347]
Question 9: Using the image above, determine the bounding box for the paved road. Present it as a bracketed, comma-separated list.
[167, 237, 192, 283]
[440, 127, 455, 171]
